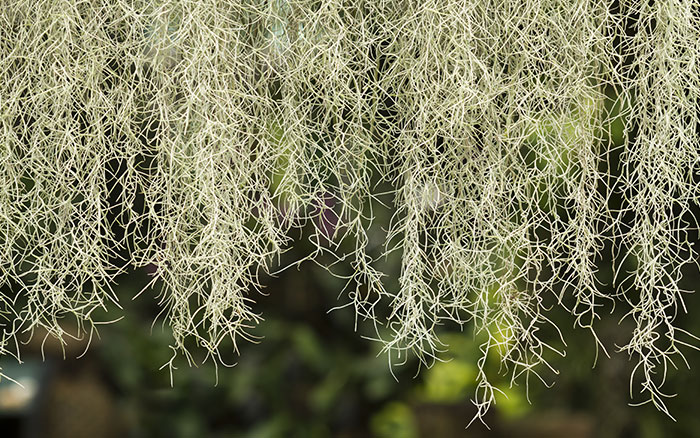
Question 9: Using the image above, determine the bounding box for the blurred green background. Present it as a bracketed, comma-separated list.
[1, 222, 699, 438]
[1, 30, 699, 438]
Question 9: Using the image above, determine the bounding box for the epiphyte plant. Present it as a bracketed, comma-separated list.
[1, 0, 699, 423]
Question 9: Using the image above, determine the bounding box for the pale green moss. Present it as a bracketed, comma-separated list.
[1, 0, 698, 422]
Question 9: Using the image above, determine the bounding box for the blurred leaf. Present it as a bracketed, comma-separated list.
[494, 386, 530, 419]
[420, 360, 476, 403]
[370, 402, 418, 438]
[310, 369, 347, 412]
[290, 325, 328, 370]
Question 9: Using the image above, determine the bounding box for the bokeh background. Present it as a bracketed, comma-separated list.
[1, 203, 699, 438]
[1, 17, 699, 436]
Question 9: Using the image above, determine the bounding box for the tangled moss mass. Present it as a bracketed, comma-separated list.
[1, 0, 699, 421]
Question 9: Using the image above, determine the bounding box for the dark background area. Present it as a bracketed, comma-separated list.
[1, 224, 699, 438]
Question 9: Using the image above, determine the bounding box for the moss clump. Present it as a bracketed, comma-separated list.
[1, 0, 698, 421]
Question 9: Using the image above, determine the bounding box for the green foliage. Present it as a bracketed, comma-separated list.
[371, 402, 418, 438]
[1, 0, 699, 423]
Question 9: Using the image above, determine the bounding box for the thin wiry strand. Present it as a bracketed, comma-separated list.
[1, 1, 125, 358]
[129, 0, 286, 366]
[278, 0, 389, 325]
[0, 0, 698, 423]
[618, 0, 700, 416]
[375, 0, 615, 417]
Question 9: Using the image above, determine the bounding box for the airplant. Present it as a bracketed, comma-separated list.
[1, 0, 698, 423]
